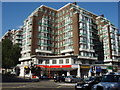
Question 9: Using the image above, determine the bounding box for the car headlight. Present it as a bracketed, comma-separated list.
[84, 84, 89, 86]
[75, 83, 78, 85]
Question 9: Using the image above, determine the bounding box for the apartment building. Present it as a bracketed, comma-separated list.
[2, 29, 15, 41]
[96, 16, 119, 66]
[118, 34, 120, 66]
[2, 29, 22, 47]
[19, 3, 119, 77]
[12, 29, 23, 47]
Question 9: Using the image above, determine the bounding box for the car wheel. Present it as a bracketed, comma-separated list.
[71, 80, 74, 83]
[59, 80, 62, 83]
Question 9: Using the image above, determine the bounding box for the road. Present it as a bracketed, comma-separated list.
[1, 74, 75, 90]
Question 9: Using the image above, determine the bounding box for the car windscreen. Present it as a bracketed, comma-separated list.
[84, 77, 95, 82]
[101, 75, 120, 82]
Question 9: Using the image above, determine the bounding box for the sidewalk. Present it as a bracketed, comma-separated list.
[54, 82, 76, 86]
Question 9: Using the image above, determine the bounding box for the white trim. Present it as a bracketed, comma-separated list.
[36, 49, 52, 54]
[42, 5, 57, 11]
[61, 49, 73, 53]
[78, 56, 97, 60]
[21, 50, 31, 54]
[96, 16, 101, 19]
[104, 59, 118, 62]
[19, 56, 31, 61]
[57, 3, 71, 11]
[71, 3, 98, 17]
[79, 48, 95, 52]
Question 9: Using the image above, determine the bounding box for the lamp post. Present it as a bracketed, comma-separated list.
[112, 59, 113, 72]
[48, 65, 50, 78]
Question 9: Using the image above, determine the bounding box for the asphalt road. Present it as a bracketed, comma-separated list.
[1, 74, 75, 90]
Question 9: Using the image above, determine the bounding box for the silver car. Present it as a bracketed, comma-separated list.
[92, 72, 120, 90]
[65, 75, 83, 83]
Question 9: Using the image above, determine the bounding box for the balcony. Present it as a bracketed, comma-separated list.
[36, 49, 52, 54]
[79, 33, 87, 37]
[79, 40, 87, 44]
[19, 56, 31, 61]
[79, 48, 95, 52]
[78, 55, 97, 60]
[21, 49, 31, 54]
[61, 49, 73, 54]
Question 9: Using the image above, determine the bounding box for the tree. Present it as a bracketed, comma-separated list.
[11, 44, 21, 66]
[2, 39, 21, 68]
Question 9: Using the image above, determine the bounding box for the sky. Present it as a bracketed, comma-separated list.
[2, 2, 119, 36]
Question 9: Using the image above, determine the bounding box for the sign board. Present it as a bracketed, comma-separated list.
[81, 65, 90, 69]
[71, 64, 78, 68]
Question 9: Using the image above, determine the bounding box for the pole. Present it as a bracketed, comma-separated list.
[48, 65, 50, 78]
[112, 59, 113, 72]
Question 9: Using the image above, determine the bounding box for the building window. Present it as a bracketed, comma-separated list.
[38, 60, 43, 64]
[45, 60, 49, 64]
[82, 60, 86, 64]
[52, 60, 56, 64]
[66, 59, 69, 64]
[59, 60, 63, 64]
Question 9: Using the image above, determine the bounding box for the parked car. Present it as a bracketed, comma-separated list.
[65, 75, 83, 83]
[41, 75, 49, 80]
[30, 74, 39, 82]
[92, 72, 120, 90]
[54, 76, 65, 82]
[10, 71, 16, 76]
[75, 76, 102, 90]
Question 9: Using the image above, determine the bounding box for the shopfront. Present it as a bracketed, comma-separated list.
[36, 64, 78, 78]
[80, 64, 90, 78]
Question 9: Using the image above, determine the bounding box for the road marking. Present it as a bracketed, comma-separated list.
[57, 86, 62, 88]
[55, 83, 75, 86]
[2, 83, 31, 84]
[2, 87, 22, 88]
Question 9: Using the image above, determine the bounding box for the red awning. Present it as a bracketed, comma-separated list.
[36, 65, 71, 68]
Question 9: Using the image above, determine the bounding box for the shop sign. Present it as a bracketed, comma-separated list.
[71, 64, 78, 68]
[81, 65, 90, 69]
[24, 66, 28, 68]
[101, 66, 107, 69]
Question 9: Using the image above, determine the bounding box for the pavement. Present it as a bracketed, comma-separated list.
[55, 82, 76, 86]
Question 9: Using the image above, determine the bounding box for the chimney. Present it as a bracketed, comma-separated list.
[72, 2, 77, 5]
[100, 14, 104, 17]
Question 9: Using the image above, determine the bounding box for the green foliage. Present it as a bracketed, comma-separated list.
[2, 39, 21, 68]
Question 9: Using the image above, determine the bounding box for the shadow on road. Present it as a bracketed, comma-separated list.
[2, 74, 33, 83]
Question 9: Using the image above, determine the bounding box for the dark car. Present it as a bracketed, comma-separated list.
[75, 76, 102, 90]
[65, 75, 83, 83]
[40, 76, 49, 80]
[54, 76, 65, 82]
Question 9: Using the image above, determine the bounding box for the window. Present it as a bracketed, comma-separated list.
[82, 60, 86, 64]
[52, 60, 56, 64]
[66, 59, 69, 64]
[45, 60, 49, 64]
[59, 60, 63, 64]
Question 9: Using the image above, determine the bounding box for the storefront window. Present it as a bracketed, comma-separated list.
[52, 60, 56, 64]
[66, 59, 69, 64]
[38, 60, 43, 64]
[45, 60, 49, 64]
[59, 60, 63, 64]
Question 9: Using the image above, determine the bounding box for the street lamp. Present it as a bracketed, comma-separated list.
[112, 59, 113, 72]
[48, 65, 50, 78]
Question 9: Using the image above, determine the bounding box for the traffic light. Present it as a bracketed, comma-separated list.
[24, 66, 30, 74]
